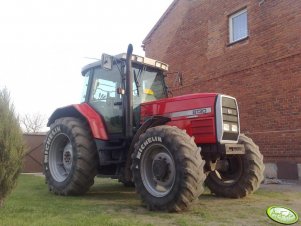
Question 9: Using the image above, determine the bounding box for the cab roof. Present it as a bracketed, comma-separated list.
[81, 53, 169, 75]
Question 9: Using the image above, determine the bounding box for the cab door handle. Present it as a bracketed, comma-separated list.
[114, 102, 122, 106]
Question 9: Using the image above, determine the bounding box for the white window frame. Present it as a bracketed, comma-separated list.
[229, 8, 248, 43]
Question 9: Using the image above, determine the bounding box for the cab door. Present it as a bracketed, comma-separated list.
[88, 65, 123, 134]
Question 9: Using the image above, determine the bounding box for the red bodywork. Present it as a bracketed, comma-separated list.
[48, 103, 109, 141]
[49, 94, 218, 144]
[74, 104, 108, 140]
[141, 93, 218, 145]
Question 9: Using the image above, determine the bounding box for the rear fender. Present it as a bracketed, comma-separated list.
[47, 103, 108, 140]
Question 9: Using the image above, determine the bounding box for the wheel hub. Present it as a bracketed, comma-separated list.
[140, 144, 176, 197]
[151, 152, 175, 186]
[152, 159, 169, 181]
[49, 134, 74, 182]
[63, 143, 73, 171]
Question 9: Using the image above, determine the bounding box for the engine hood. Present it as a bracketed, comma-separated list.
[140, 93, 218, 119]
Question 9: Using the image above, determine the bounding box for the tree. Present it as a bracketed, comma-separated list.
[0, 88, 25, 207]
[20, 112, 46, 133]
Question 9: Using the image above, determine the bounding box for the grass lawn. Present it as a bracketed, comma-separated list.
[0, 175, 300, 226]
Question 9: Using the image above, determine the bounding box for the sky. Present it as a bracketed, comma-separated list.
[0, 0, 173, 123]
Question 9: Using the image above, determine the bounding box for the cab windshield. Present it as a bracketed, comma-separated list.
[132, 63, 167, 109]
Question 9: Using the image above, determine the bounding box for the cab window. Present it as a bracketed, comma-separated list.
[89, 66, 123, 134]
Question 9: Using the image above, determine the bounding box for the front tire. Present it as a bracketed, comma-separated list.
[131, 125, 206, 212]
[44, 117, 98, 195]
[205, 134, 265, 198]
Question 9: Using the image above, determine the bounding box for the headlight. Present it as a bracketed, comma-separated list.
[223, 123, 230, 131]
[231, 124, 238, 132]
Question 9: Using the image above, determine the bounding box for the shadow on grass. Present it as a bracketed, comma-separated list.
[87, 184, 137, 200]
[70, 177, 143, 212]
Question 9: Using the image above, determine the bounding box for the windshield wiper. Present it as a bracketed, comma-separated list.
[134, 70, 140, 96]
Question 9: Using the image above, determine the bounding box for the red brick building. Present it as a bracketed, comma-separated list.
[143, 0, 301, 179]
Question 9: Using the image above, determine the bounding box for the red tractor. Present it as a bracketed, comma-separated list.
[44, 44, 264, 212]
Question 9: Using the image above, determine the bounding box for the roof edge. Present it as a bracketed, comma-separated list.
[142, 0, 180, 45]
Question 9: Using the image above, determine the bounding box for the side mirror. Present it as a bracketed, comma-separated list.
[101, 54, 113, 70]
[176, 72, 183, 86]
[164, 71, 183, 87]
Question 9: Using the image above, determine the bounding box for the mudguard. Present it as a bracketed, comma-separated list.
[47, 103, 108, 140]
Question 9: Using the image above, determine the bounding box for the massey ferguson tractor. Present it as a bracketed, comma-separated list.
[44, 44, 264, 212]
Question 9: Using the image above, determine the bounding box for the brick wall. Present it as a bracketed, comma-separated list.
[144, 0, 301, 163]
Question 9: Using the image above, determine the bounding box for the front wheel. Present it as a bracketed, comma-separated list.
[205, 134, 265, 198]
[44, 117, 98, 195]
[131, 125, 206, 212]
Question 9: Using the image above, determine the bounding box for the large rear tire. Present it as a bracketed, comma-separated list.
[44, 117, 98, 195]
[205, 134, 264, 198]
[131, 125, 206, 212]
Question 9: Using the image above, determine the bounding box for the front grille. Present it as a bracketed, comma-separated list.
[221, 97, 239, 141]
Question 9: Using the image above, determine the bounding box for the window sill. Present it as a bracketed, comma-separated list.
[227, 36, 249, 47]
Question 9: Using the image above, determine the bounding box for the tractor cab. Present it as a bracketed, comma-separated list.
[80, 53, 168, 135]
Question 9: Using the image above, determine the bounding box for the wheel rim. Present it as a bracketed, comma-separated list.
[49, 133, 73, 182]
[140, 143, 176, 197]
[211, 156, 243, 186]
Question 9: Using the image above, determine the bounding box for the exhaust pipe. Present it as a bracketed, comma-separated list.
[125, 44, 133, 139]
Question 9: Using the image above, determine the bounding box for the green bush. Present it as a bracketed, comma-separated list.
[0, 88, 25, 207]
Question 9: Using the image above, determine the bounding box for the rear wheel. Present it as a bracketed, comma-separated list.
[44, 117, 98, 195]
[205, 134, 264, 198]
[131, 125, 206, 212]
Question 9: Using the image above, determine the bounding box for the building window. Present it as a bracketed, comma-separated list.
[229, 9, 248, 43]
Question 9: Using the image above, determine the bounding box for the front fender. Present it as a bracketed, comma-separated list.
[47, 103, 108, 140]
